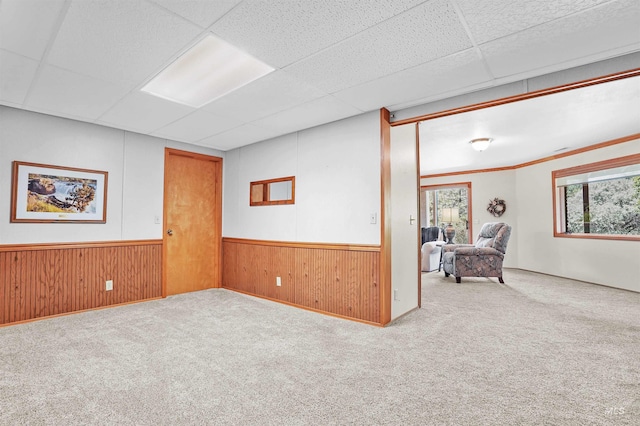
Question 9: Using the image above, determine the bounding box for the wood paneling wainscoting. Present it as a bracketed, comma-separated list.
[222, 238, 381, 325]
[0, 240, 162, 326]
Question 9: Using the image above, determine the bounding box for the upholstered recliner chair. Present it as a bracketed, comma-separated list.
[442, 222, 512, 283]
[421, 226, 444, 272]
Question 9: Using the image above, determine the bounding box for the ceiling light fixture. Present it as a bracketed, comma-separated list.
[469, 138, 492, 152]
[141, 34, 274, 108]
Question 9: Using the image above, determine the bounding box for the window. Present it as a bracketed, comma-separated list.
[420, 183, 472, 244]
[553, 154, 640, 240]
[250, 176, 295, 206]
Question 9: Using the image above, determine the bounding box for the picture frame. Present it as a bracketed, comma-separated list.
[11, 161, 108, 223]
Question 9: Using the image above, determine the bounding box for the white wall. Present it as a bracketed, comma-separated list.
[0, 106, 223, 244]
[222, 133, 298, 241]
[121, 132, 165, 240]
[223, 111, 381, 245]
[390, 123, 419, 319]
[515, 138, 640, 292]
[421, 169, 518, 268]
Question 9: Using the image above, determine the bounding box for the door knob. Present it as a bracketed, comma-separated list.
[167, 229, 173, 236]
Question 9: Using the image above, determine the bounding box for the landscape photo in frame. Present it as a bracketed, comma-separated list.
[11, 161, 108, 223]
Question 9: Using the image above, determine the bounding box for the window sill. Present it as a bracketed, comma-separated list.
[554, 232, 640, 242]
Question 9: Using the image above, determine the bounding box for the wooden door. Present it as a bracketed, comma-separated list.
[163, 148, 222, 296]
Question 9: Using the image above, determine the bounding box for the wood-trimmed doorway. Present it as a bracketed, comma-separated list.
[163, 148, 223, 296]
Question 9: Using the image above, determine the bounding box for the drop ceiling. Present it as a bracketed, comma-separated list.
[1, 0, 639, 160]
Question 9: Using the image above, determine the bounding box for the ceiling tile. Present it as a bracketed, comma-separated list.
[197, 124, 282, 151]
[481, 0, 640, 78]
[0, 50, 39, 105]
[46, 0, 202, 86]
[211, 0, 427, 67]
[252, 96, 364, 136]
[333, 49, 491, 111]
[202, 70, 325, 122]
[283, 0, 472, 93]
[25, 65, 131, 120]
[98, 92, 195, 134]
[456, 0, 610, 45]
[151, 110, 244, 143]
[148, 0, 242, 28]
[0, 0, 67, 60]
[2, 0, 639, 158]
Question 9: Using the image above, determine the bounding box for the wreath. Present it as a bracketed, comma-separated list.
[487, 197, 506, 217]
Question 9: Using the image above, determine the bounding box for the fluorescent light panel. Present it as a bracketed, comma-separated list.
[141, 34, 274, 108]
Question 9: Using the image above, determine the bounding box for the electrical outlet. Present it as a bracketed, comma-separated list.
[154, 215, 161, 224]
[106, 280, 113, 291]
[276, 276, 281, 286]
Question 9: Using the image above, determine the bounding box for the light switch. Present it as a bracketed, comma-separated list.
[370, 213, 377, 224]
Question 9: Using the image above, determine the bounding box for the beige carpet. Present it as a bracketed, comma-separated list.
[1, 269, 638, 425]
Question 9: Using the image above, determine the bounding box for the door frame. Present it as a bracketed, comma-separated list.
[162, 148, 223, 297]
[385, 67, 639, 321]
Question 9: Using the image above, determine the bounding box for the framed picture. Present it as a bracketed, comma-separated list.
[11, 161, 108, 223]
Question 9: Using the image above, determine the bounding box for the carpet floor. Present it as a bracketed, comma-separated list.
[1, 269, 638, 425]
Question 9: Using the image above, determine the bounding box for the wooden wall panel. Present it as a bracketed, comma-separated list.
[222, 239, 381, 324]
[0, 240, 162, 326]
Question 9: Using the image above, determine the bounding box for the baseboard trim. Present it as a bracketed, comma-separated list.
[223, 286, 383, 327]
[0, 297, 163, 328]
[388, 306, 420, 326]
[510, 267, 639, 294]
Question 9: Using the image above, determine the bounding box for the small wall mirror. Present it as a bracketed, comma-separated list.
[250, 176, 295, 206]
